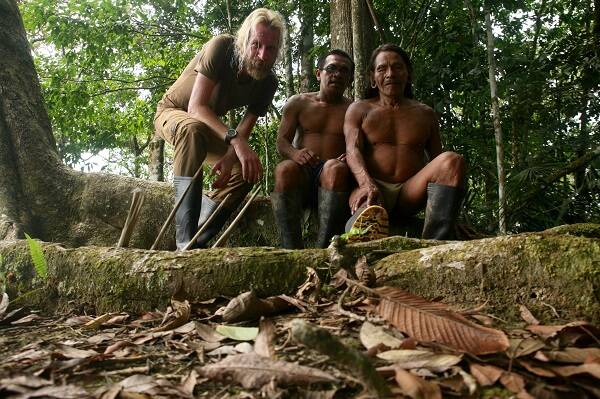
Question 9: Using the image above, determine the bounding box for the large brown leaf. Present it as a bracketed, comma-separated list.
[198, 353, 337, 389]
[373, 287, 509, 355]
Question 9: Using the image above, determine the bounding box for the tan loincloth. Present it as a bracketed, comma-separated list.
[373, 178, 404, 213]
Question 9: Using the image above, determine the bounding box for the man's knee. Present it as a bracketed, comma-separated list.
[432, 152, 465, 186]
[320, 159, 350, 191]
[274, 160, 303, 192]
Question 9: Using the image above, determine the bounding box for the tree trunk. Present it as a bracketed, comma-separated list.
[148, 137, 165, 182]
[0, 0, 175, 249]
[331, 0, 374, 99]
[299, 3, 317, 93]
[351, 0, 367, 100]
[284, 15, 295, 98]
[485, 10, 507, 234]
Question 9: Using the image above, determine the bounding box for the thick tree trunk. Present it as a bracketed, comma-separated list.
[0, 0, 177, 248]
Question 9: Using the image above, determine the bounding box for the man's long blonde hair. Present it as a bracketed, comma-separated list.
[234, 8, 287, 71]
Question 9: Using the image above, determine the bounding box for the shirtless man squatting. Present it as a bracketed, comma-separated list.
[345, 44, 466, 240]
[272, 49, 355, 248]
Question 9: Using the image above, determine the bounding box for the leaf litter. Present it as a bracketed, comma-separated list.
[1, 258, 599, 398]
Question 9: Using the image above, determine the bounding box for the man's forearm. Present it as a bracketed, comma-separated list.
[347, 150, 375, 188]
[188, 105, 230, 141]
[277, 137, 298, 159]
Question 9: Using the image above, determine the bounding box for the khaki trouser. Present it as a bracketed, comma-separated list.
[154, 107, 252, 205]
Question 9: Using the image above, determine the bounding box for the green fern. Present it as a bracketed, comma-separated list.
[24, 233, 47, 279]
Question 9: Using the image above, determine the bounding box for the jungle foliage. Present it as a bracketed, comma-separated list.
[19, 0, 600, 233]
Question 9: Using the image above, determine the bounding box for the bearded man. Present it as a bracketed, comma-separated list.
[154, 8, 286, 249]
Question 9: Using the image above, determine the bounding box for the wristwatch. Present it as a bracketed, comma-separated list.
[224, 128, 238, 144]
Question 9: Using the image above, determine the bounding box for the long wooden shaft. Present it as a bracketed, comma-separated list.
[211, 188, 260, 248]
[150, 166, 203, 250]
[183, 193, 231, 251]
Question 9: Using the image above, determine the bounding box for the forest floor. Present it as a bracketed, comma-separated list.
[1, 266, 600, 399]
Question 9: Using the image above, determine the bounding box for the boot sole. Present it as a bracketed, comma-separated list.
[345, 205, 389, 243]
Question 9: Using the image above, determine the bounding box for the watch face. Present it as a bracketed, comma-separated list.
[226, 129, 238, 143]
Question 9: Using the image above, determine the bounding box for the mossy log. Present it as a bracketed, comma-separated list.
[374, 233, 600, 323]
[2, 226, 599, 322]
[0, 236, 439, 314]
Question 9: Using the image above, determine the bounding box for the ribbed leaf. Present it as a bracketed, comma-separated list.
[24, 233, 47, 279]
[374, 287, 509, 355]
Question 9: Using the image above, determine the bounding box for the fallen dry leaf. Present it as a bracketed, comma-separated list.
[519, 304, 540, 325]
[218, 291, 291, 323]
[215, 324, 258, 341]
[53, 344, 99, 359]
[374, 286, 510, 355]
[527, 321, 600, 345]
[393, 367, 442, 399]
[499, 371, 526, 393]
[254, 318, 276, 358]
[198, 353, 337, 389]
[517, 360, 557, 377]
[469, 363, 504, 386]
[82, 313, 113, 330]
[507, 337, 546, 358]
[153, 299, 190, 332]
[10, 384, 91, 398]
[296, 267, 322, 302]
[195, 322, 226, 342]
[535, 347, 600, 364]
[64, 315, 94, 326]
[549, 362, 600, 379]
[11, 313, 43, 325]
[359, 321, 404, 350]
[0, 375, 52, 389]
[355, 256, 375, 287]
[377, 349, 462, 372]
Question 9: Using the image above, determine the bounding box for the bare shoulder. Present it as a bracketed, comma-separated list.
[347, 98, 375, 116]
[408, 99, 436, 118]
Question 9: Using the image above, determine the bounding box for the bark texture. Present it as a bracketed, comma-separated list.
[375, 233, 600, 323]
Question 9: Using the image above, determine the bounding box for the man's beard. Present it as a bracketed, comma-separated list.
[245, 56, 272, 80]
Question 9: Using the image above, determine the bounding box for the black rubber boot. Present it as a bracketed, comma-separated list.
[174, 176, 201, 250]
[421, 183, 463, 240]
[271, 191, 304, 249]
[316, 188, 350, 248]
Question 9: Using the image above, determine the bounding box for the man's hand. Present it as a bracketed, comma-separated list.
[291, 148, 320, 167]
[351, 183, 381, 213]
[211, 150, 237, 188]
[231, 137, 262, 183]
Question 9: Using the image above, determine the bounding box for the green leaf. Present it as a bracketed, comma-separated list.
[24, 233, 48, 279]
[215, 325, 259, 341]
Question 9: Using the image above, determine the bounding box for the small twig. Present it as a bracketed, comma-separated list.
[102, 365, 149, 376]
[540, 301, 561, 319]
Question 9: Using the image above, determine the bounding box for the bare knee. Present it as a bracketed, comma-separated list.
[431, 151, 465, 187]
[274, 160, 304, 192]
[320, 159, 351, 191]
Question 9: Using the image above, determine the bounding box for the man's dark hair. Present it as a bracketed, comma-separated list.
[316, 49, 355, 76]
[365, 44, 414, 99]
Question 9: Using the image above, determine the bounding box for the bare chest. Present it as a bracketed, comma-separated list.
[298, 102, 347, 136]
[362, 107, 432, 146]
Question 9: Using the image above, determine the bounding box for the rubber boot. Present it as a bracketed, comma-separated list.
[316, 188, 350, 248]
[421, 183, 463, 240]
[197, 194, 218, 228]
[271, 191, 304, 249]
[174, 176, 201, 250]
